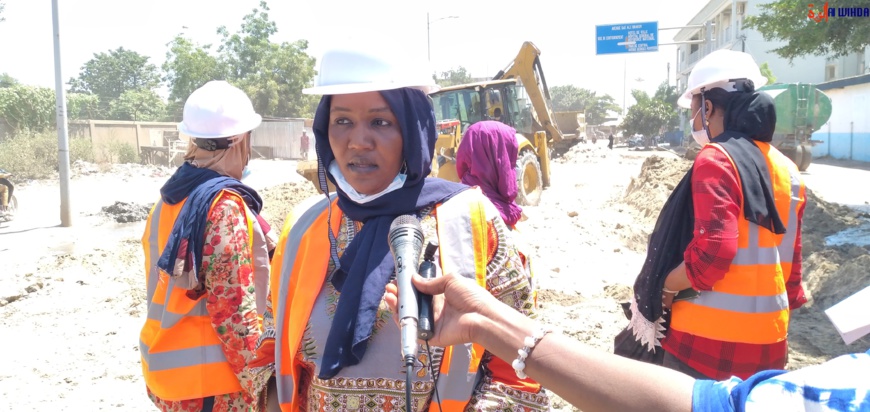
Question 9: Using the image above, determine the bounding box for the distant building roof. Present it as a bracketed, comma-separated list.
[816, 73, 870, 91]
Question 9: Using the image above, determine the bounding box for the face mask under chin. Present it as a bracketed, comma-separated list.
[328, 161, 407, 204]
[691, 107, 711, 146]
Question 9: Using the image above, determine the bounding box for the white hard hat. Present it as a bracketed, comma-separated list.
[677, 49, 768, 109]
[178, 80, 263, 138]
[303, 47, 439, 95]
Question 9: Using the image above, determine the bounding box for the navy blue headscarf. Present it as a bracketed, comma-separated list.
[314, 87, 468, 379]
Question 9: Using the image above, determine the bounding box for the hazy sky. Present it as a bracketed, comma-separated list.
[0, 0, 707, 111]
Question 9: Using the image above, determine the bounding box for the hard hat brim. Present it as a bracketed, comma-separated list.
[178, 114, 263, 139]
[303, 81, 440, 96]
[677, 74, 768, 109]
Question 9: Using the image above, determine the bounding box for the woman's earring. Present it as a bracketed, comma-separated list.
[401, 161, 408, 175]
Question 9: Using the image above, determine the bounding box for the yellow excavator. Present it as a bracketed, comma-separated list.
[295, 41, 581, 206]
[428, 41, 584, 206]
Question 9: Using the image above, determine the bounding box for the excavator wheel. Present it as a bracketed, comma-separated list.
[798, 144, 813, 172]
[515, 150, 542, 207]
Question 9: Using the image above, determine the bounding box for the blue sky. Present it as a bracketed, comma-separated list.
[0, 0, 706, 110]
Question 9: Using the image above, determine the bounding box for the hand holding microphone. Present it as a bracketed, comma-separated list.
[417, 242, 439, 341]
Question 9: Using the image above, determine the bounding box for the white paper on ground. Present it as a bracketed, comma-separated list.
[824, 285, 870, 345]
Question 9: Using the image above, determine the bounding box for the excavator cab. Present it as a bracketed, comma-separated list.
[431, 80, 533, 135]
[429, 79, 544, 205]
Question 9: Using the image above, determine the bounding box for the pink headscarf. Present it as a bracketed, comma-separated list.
[456, 121, 523, 227]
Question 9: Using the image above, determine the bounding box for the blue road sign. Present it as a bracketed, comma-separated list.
[596, 21, 659, 55]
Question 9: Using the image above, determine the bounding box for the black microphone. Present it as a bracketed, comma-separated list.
[417, 242, 438, 340]
[388, 215, 424, 367]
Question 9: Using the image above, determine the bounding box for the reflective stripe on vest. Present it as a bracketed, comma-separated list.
[140, 191, 268, 401]
[273, 195, 337, 411]
[271, 189, 494, 412]
[670, 143, 806, 345]
[431, 189, 489, 410]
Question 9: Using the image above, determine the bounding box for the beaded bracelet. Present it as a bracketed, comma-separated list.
[511, 325, 552, 379]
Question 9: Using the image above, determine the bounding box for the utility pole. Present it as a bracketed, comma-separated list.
[52, 0, 72, 227]
[622, 58, 626, 116]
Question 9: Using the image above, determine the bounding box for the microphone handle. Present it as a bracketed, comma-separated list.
[417, 260, 436, 340]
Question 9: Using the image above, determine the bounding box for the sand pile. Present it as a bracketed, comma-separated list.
[258, 181, 321, 231]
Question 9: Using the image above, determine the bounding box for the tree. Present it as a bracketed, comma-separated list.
[0, 86, 55, 132]
[585, 94, 620, 125]
[550, 85, 595, 111]
[760, 62, 777, 85]
[110, 89, 166, 121]
[1, 73, 18, 88]
[163, 35, 225, 103]
[0, 2, 6, 23]
[68, 47, 161, 104]
[0, 85, 101, 134]
[216, 1, 317, 118]
[434, 67, 472, 87]
[621, 81, 680, 140]
[651, 81, 680, 130]
[68, 93, 102, 120]
[743, 0, 870, 61]
[549, 85, 620, 125]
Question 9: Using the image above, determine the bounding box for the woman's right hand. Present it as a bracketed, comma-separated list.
[384, 273, 496, 348]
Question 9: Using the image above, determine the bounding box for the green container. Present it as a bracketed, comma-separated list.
[757, 83, 833, 136]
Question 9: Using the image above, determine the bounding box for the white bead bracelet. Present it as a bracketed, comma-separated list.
[512, 325, 552, 379]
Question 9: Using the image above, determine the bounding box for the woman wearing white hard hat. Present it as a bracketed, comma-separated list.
[140, 80, 278, 411]
[254, 47, 549, 411]
[615, 49, 808, 381]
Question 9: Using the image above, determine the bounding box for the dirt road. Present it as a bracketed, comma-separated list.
[1, 144, 867, 411]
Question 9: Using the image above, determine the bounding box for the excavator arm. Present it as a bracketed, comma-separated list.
[493, 41, 566, 144]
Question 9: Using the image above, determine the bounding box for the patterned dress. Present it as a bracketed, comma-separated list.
[147, 193, 274, 412]
[288, 206, 550, 412]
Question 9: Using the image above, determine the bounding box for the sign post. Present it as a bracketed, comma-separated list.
[595, 21, 659, 55]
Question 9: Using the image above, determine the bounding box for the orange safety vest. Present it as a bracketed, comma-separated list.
[670, 142, 806, 344]
[140, 190, 271, 401]
[269, 188, 538, 412]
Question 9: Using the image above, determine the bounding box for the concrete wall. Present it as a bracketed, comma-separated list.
[811, 80, 870, 162]
[251, 119, 309, 159]
[69, 120, 187, 163]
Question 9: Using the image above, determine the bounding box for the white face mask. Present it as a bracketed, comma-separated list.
[328, 161, 407, 204]
[241, 166, 252, 181]
[691, 107, 710, 146]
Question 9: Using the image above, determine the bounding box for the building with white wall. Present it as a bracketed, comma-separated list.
[673, 0, 867, 89]
[671, 0, 869, 154]
[811, 74, 870, 162]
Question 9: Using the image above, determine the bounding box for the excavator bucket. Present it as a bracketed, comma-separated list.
[295, 160, 335, 194]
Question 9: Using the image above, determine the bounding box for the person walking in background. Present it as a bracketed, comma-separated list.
[299, 130, 310, 160]
[608, 134, 614, 150]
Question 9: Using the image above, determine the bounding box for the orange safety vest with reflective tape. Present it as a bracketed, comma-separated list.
[270, 188, 538, 412]
[670, 142, 806, 344]
[140, 190, 271, 401]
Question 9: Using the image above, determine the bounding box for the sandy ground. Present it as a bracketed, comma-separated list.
[1, 144, 868, 411]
